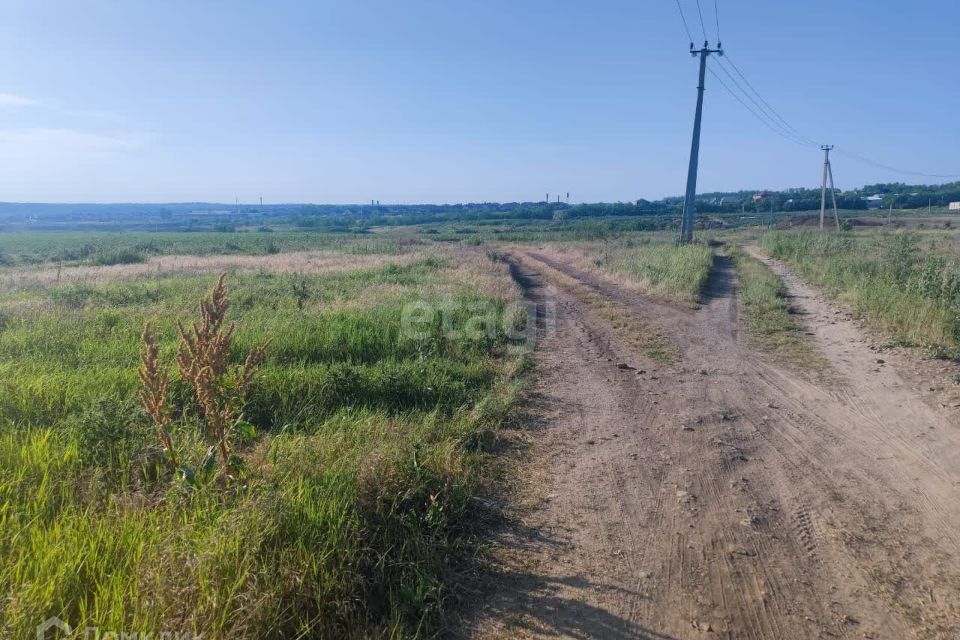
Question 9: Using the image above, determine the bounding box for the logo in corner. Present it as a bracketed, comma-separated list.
[36, 617, 71, 640]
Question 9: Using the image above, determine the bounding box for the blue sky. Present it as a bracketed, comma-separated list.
[0, 0, 957, 204]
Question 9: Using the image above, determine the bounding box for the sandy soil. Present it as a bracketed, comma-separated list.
[461, 246, 960, 639]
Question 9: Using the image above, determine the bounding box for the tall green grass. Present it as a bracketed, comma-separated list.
[728, 247, 823, 368]
[0, 247, 527, 638]
[760, 230, 960, 355]
[588, 239, 714, 305]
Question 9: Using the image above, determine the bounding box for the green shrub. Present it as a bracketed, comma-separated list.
[63, 396, 151, 474]
[90, 249, 146, 266]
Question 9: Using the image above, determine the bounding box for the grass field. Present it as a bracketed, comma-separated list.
[759, 229, 960, 357]
[0, 238, 528, 638]
[0, 230, 421, 267]
[8, 219, 960, 638]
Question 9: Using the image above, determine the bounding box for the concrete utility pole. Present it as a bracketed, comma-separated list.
[679, 41, 723, 244]
[819, 145, 840, 230]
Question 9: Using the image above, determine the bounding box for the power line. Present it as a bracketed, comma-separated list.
[712, 58, 811, 146]
[708, 60, 814, 148]
[713, 54, 959, 178]
[694, 0, 709, 41]
[673, 0, 695, 43]
[714, 0, 721, 42]
[721, 53, 820, 147]
[832, 149, 960, 180]
[668, 2, 959, 192]
[709, 61, 960, 179]
[706, 61, 812, 148]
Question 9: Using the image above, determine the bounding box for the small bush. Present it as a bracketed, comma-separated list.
[64, 396, 151, 473]
[49, 283, 97, 308]
[90, 249, 146, 266]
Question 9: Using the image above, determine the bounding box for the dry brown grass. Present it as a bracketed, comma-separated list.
[138, 324, 176, 471]
[451, 247, 523, 301]
[332, 247, 520, 310]
[0, 250, 436, 290]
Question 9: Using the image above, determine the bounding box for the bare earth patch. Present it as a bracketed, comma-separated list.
[463, 248, 960, 639]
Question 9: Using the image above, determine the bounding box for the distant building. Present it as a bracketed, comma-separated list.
[950, 202, 960, 211]
[752, 191, 769, 203]
[719, 196, 739, 206]
[864, 195, 884, 210]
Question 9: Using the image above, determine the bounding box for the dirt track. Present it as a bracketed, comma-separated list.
[465, 247, 960, 639]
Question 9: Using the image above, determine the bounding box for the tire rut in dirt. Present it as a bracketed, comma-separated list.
[465, 250, 960, 640]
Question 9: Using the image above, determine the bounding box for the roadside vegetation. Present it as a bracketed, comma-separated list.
[586, 239, 714, 305]
[760, 230, 960, 357]
[520, 237, 713, 307]
[728, 247, 824, 368]
[0, 240, 527, 638]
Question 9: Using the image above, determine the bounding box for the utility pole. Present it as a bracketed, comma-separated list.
[679, 41, 723, 244]
[819, 145, 840, 231]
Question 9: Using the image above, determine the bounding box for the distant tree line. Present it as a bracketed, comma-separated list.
[4, 180, 958, 233]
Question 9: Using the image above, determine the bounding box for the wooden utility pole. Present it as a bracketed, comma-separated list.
[819, 145, 840, 230]
[679, 41, 723, 244]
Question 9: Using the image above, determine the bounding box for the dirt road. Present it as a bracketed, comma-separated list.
[465, 247, 960, 639]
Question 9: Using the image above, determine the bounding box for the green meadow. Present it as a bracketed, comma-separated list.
[0, 230, 417, 266]
[0, 235, 528, 638]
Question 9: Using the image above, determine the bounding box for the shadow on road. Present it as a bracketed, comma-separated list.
[449, 562, 679, 640]
[700, 253, 736, 305]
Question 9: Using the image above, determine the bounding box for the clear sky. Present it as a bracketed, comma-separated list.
[1, 0, 958, 204]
